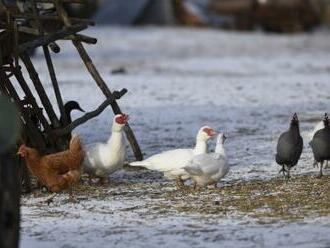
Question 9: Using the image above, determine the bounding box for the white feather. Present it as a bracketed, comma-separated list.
[130, 126, 216, 180]
[83, 115, 126, 178]
[184, 133, 229, 187]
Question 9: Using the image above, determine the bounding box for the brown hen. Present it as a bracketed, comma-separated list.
[17, 135, 84, 193]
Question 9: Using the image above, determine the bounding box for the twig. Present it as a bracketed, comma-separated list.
[53, 97, 116, 136]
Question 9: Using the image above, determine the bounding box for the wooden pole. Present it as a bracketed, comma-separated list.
[0, 69, 46, 150]
[54, 0, 143, 160]
[20, 53, 61, 129]
[43, 45, 68, 126]
[10, 63, 56, 144]
[72, 41, 143, 160]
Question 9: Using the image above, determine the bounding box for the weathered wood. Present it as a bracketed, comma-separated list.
[49, 42, 60, 53]
[43, 45, 67, 126]
[10, 62, 57, 149]
[53, 96, 120, 136]
[69, 33, 97, 44]
[20, 53, 61, 128]
[0, 69, 46, 149]
[18, 24, 87, 53]
[72, 40, 143, 161]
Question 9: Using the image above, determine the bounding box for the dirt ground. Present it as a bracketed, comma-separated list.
[20, 27, 330, 248]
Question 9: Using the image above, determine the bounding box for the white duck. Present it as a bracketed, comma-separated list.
[83, 114, 128, 184]
[130, 126, 217, 188]
[184, 133, 229, 189]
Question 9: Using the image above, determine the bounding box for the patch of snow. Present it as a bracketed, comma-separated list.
[20, 27, 330, 247]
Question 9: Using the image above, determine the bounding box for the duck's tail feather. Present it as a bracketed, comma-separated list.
[129, 160, 151, 168]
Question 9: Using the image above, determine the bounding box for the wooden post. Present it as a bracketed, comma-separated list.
[10, 63, 57, 147]
[20, 53, 61, 129]
[54, 0, 143, 160]
[0, 69, 46, 150]
[72, 40, 143, 161]
[42, 45, 68, 126]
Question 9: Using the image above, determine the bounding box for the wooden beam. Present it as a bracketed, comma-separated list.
[18, 24, 87, 53]
[42, 45, 67, 126]
[69, 33, 97, 44]
[53, 96, 117, 136]
[10, 63, 57, 149]
[20, 53, 60, 128]
[72, 40, 143, 161]
[0, 69, 46, 149]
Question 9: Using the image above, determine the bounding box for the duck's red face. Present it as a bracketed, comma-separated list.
[115, 114, 129, 125]
[17, 145, 27, 157]
[203, 127, 217, 137]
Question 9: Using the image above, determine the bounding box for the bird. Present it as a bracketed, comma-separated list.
[17, 135, 85, 202]
[184, 133, 229, 189]
[308, 120, 324, 141]
[310, 113, 330, 177]
[308, 118, 329, 169]
[130, 126, 217, 188]
[83, 113, 128, 184]
[60, 101, 85, 125]
[275, 113, 303, 179]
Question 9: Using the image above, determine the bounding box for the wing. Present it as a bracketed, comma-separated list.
[185, 154, 224, 176]
[83, 143, 104, 168]
[134, 149, 194, 172]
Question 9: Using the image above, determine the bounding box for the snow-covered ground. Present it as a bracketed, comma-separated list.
[20, 27, 330, 247]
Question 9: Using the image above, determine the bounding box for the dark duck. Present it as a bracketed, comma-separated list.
[275, 113, 303, 179]
[60, 101, 84, 141]
[60, 101, 85, 125]
[310, 113, 330, 177]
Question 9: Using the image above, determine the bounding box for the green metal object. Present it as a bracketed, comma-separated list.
[0, 96, 20, 153]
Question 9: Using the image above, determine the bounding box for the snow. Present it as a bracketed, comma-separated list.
[20, 27, 330, 247]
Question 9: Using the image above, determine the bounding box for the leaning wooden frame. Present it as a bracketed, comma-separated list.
[0, 0, 143, 191]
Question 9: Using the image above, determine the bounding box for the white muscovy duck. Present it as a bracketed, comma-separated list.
[83, 113, 128, 184]
[184, 133, 229, 189]
[130, 126, 217, 188]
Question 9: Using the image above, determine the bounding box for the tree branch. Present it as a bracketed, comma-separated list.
[53, 89, 128, 136]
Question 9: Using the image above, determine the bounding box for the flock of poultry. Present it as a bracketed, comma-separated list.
[16, 102, 330, 199]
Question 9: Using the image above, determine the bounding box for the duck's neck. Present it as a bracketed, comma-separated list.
[194, 138, 207, 155]
[215, 142, 226, 156]
[107, 129, 123, 144]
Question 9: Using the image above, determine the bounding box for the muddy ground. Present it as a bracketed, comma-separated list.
[19, 27, 330, 247]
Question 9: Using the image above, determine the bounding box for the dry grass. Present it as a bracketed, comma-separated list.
[26, 174, 330, 223]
